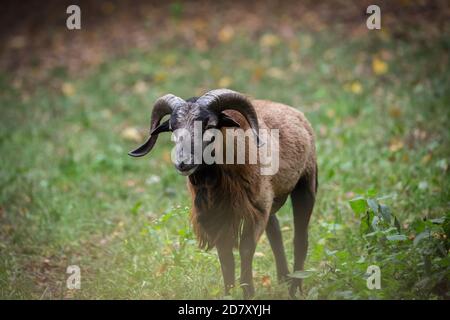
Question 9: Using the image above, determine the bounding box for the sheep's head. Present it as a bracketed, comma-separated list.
[128, 89, 262, 176]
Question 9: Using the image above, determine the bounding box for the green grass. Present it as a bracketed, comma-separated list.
[0, 28, 449, 299]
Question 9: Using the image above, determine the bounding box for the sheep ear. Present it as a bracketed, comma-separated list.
[128, 135, 154, 157]
[150, 120, 171, 135]
[218, 113, 240, 128]
[128, 120, 171, 157]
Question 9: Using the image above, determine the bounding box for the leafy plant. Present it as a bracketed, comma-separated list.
[349, 192, 449, 299]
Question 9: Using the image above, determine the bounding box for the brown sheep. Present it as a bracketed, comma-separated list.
[129, 89, 317, 298]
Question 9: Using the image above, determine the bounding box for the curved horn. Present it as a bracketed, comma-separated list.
[128, 94, 186, 157]
[196, 89, 263, 146]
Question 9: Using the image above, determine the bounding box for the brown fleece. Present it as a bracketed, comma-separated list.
[188, 98, 317, 250]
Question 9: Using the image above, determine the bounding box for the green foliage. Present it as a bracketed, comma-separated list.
[348, 193, 449, 299]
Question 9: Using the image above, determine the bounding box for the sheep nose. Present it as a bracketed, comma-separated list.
[175, 160, 194, 171]
[175, 161, 198, 176]
[176, 161, 188, 171]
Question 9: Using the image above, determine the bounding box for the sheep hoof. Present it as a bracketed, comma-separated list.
[241, 284, 255, 299]
[289, 279, 303, 299]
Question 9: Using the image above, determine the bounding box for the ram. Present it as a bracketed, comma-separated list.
[129, 89, 317, 298]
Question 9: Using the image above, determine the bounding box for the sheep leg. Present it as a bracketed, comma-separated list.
[216, 238, 235, 295]
[289, 171, 316, 298]
[266, 214, 290, 281]
[239, 222, 257, 299]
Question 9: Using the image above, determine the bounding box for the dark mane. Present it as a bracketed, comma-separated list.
[188, 164, 262, 250]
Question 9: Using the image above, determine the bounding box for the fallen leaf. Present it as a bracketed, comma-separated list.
[267, 67, 284, 79]
[163, 246, 172, 256]
[218, 25, 234, 43]
[218, 76, 232, 88]
[121, 127, 142, 142]
[350, 81, 362, 94]
[154, 72, 167, 84]
[260, 33, 280, 48]
[9, 35, 26, 49]
[62, 82, 76, 97]
[156, 263, 168, 276]
[372, 57, 388, 75]
[326, 109, 336, 119]
[402, 154, 409, 163]
[125, 179, 137, 187]
[162, 54, 177, 67]
[389, 138, 404, 152]
[388, 105, 402, 118]
[191, 18, 207, 31]
[251, 65, 266, 82]
[421, 154, 432, 164]
[194, 38, 209, 52]
[162, 150, 172, 163]
[412, 128, 427, 141]
[261, 275, 271, 288]
[133, 81, 148, 94]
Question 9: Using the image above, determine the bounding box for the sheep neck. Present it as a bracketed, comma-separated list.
[188, 164, 261, 249]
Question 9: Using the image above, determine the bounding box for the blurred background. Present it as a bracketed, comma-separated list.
[0, 1, 449, 299]
[2, 0, 449, 81]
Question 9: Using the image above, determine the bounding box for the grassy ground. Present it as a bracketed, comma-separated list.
[0, 9, 449, 299]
